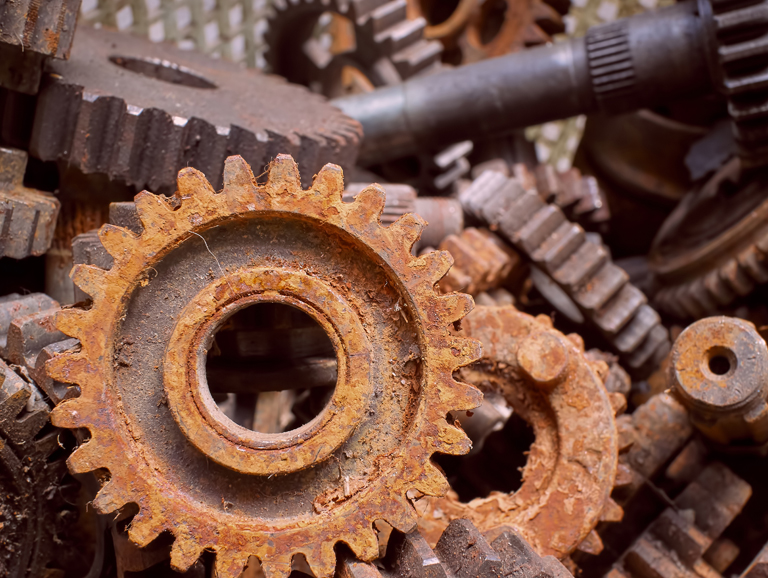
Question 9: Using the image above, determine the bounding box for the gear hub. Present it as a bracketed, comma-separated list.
[47, 154, 482, 578]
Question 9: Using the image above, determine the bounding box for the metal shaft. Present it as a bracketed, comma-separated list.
[333, 0, 712, 164]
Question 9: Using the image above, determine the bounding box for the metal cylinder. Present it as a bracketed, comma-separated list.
[668, 316, 768, 446]
[333, 0, 712, 164]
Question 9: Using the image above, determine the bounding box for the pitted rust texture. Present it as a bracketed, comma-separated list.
[30, 25, 362, 194]
[437, 228, 522, 295]
[608, 463, 751, 578]
[0, 147, 60, 259]
[47, 154, 483, 578]
[668, 316, 768, 446]
[415, 305, 623, 561]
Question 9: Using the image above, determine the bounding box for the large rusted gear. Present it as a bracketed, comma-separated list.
[414, 305, 623, 562]
[47, 154, 482, 578]
[264, 0, 442, 98]
[29, 25, 362, 194]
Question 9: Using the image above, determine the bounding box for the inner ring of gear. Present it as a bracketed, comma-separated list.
[48, 154, 483, 578]
[167, 268, 371, 474]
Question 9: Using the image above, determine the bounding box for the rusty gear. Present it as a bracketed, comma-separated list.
[650, 159, 768, 320]
[414, 305, 623, 561]
[47, 154, 482, 578]
[264, 0, 442, 98]
[29, 25, 361, 195]
[460, 170, 670, 377]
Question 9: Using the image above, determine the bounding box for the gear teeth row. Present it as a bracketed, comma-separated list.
[608, 463, 751, 578]
[0, 147, 60, 259]
[340, 521, 573, 578]
[653, 223, 768, 319]
[29, 25, 361, 195]
[459, 171, 670, 377]
[49, 155, 482, 578]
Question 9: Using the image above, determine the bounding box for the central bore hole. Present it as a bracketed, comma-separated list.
[419, 0, 461, 25]
[709, 355, 732, 376]
[109, 55, 218, 89]
[205, 303, 337, 434]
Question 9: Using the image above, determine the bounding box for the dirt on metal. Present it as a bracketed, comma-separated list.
[47, 154, 483, 578]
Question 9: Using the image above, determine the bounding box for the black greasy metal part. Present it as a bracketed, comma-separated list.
[460, 170, 670, 377]
[700, 0, 768, 166]
[333, 0, 716, 164]
[29, 25, 362, 193]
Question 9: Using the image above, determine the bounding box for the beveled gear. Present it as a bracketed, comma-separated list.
[47, 154, 482, 578]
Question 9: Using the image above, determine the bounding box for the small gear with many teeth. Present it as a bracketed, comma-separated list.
[47, 154, 482, 578]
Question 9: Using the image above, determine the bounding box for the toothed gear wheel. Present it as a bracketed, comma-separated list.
[0, 360, 69, 577]
[29, 25, 362, 194]
[264, 0, 443, 98]
[48, 154, 482, 578]
[460, 171, 670, 378]
[415, 305, 624, 562]
[649, 159, 768, 320]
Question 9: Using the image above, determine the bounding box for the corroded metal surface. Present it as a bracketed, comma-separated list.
[669, 316, 768, 445]
[48, 154, 482, 577]
[0, 147, 60, 259]
[30, 25, 362, 194]
[416, 305, 621, 561]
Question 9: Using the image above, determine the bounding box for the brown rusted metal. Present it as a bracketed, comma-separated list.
[668, 316, 768, 446]
[47, 154, 483, 578]
[415, 305, 622, 561]
[0, 147, 60, 259]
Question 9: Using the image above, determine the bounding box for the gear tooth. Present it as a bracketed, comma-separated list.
[311, 163, 345, 204]
[347, 528, 380, 563]
[169, 533, 204, 571]
[66, 439, 101, 474]
[435, 293, 474, 326]
[414, 460, 452, 497]
[129, 512, 168, 549]
[55, 308, 90, 340]
[92, 480, 130, 513]
[50, 398, 86, 428]
[411, 250, 454, 286]
[599, 497, 624, 523]
[98, 224, 139, 263]
[70, 265, 108, 301]
[448, 336, 483, 368]
[214, 551, 252, 578]
[576, 530, 604, 556]
[435, 420, 473, 455]
[265, 154, 302, 198]
[439, 379, 483, 413]
[222, 154, 257, 194]
[349, 183, 387, 223]
[134, 190, 176, 232]
[177, 166, 217, 199]
[387, 213, 426, 255]
[46, 352, 89, 387]
[306, 544, 339, 578]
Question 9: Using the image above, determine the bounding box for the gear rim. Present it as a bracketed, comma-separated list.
[47, 154, 483, 578]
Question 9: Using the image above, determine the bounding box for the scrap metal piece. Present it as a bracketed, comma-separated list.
[0, 147, 60, 259]
[264, 0, 442, 98]
[650, 159, 768, 320]
[47, 154, 482, 578]
[0, 359, 72, 577]
[0, 0, 80, 94]
[669, 316, 768, 446]
[416, 305, 622, 561]
[461, 170, 669, 377]
[29, 25, 362, 195]
[609, 462, 751, 578]
[437, 228, 522, 295]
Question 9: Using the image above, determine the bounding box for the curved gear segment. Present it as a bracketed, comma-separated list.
[47, 154, 482, 578]
[414, 305, 623, 562]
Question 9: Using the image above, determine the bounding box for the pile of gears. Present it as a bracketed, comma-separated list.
[3, 0, 768, 577]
